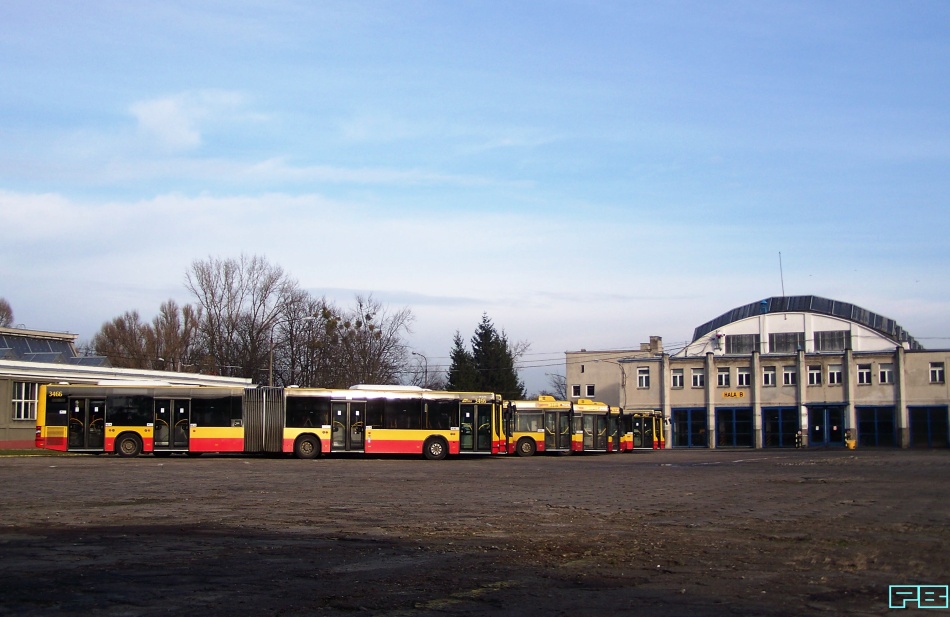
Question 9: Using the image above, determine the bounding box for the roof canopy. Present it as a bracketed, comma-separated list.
[692, 295, 922, 350]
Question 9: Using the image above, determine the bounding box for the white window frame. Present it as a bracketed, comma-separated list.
[808, 365, 822, 386]
[783, 366, 797, 386]
[931, 363, 946, 384]
[691, 369, 705, 388]
[585, 384, 596, 398]
[828, 365, 843, 385]
[637, 367, 650, 389]
[857, 364, 872, 385]
[737, 368, 751, 387]
[717, 367, 730, 388]
[671, 369, 684, 389]
[879, 363, 894, 385]
[571, 384, 581, 398]
[763, 367, 776, 387]
[12, 381, 38, 421]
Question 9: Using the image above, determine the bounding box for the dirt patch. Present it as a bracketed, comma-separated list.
[0, 449, 947, 615]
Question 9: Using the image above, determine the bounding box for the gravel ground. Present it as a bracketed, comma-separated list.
[0, 449, 947, 616]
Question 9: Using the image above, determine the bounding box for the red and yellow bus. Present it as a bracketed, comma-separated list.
[504, 396, 573, 456]
[618, 409, 666, 451]
[504, 396, 622, 455]
[35, 384, 503, 460]
[570, 399, 621, 453]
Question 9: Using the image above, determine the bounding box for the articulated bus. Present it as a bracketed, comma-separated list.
[35, 384, 503, 460]
[504, 396, 622, 456]
[619, 409, 666, 450]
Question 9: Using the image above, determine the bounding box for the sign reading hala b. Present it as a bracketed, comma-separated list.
[722, 391, 746, 399]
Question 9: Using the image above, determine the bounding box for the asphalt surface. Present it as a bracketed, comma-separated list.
[0, 449, 947, 616]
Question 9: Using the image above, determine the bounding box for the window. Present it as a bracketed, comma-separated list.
[783, 366, 797, 386]
[691, 369, 705, 388]
[637, 367, 650, 389]
[857, 364, 872, 385]
[580, 365, 585, 373]
[879, 363, 894, 385]
[12, 382, 37, 421]
[717, 367, 730, 387]
[515, 412, 543, 432]
[737, 367, 751, 387]
[763, 367, 776, 387]
[571, 384, 581, 397]
[671, 369, 684, 389]
[586, 384, 595, 397]
[725, 334, 760, 355]
[828, 365, 843, 385]
[808, 365, 822, 386]
[931, 362, 946, 384]
[769, 332, 805, 354]
[815, 330, 850, 352]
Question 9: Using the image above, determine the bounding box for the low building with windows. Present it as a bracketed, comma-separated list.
[0, 326, 252, 449]
[565, 296, 949, 449]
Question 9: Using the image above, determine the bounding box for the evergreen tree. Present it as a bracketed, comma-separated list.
[447, 314, 526, 399]
[446, 331, 478, 391]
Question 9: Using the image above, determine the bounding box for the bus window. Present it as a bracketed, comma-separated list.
[383, 399, 422, 429]
[192, 396, 241, 427]
[107, 395, 153, 426]
[426, 399, 458, 431]
[286, 396, 331, 428]
[515, 412, 543, 433]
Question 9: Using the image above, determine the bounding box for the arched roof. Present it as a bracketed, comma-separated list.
[692, 295, 922, 350]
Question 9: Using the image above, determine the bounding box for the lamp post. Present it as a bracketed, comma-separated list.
[412, 351, 428, 386]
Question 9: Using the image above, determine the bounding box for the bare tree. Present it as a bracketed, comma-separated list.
[91, 300, 204, 371]
[186, 254, 300, 383]
[544, 373, 568, 400]
[0, 298, 12, 327]
[92, 311, 152, 368]
[332, 294, 414, 387]
[273, 290, 336, 387]
[146, 300, 203, 372]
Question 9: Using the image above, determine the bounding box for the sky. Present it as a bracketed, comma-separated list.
[2, 1, 949, 394]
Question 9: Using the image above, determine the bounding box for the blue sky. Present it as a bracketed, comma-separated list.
[2, 1, 949, 393]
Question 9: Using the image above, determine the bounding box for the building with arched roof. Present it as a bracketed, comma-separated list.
[565, 296, 949, 449]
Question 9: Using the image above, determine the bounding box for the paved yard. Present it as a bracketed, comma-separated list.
[0, 449, 947, 615]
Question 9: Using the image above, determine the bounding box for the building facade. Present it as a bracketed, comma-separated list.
[0, 326, 252, 449]
[566, 296, 949, 449]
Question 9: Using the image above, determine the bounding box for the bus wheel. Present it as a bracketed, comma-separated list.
[516, 438, 536, 457]
[294, 435, 321, 460]
[423, 437, 448, 460]
[116, 434, 142, 458]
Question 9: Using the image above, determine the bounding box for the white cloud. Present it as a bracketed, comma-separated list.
[129, 90, 248, 151]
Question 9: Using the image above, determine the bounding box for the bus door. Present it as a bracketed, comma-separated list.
[544, 410, 572, 450]
[593, 414, 610, 450]
[632, 414, 658, 449]
[582, 414, 595, 450]
[460, 403, 493, 452]
[581, 413, 610, 451]
[68, 398, 105, 450]
[331, 401, 365, 452]
[154, 399, 190, 451]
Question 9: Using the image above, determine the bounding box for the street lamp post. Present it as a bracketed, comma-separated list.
[412, 351, 428, 386]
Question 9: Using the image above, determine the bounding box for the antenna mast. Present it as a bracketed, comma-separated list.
[779, 252, 786, 297]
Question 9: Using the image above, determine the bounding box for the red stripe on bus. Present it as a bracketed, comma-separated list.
[189, 438, 245, 453]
